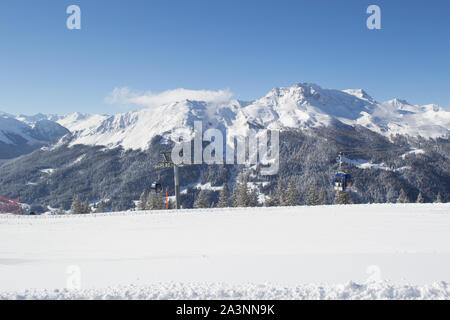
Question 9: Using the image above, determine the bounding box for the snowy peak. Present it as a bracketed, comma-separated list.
[17, 113, 52, 125]
[242, 83, 376, 131]
[382, 98, 415, 111]
[342, 89, 376, 104]
[56, 112, 110, 132]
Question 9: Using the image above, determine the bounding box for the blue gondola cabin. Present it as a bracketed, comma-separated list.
[334, 173, 351, 192]
[151, 182, 163, 194]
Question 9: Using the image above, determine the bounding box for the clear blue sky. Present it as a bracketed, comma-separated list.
[0, 0, 449, 115]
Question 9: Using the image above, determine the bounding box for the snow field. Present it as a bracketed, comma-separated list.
[0, 203, 449, 299]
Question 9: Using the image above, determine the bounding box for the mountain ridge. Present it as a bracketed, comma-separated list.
[2, 83, 449, 154]
[0, 113, 69, 159]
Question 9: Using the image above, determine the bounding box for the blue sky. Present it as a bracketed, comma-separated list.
[0, 0, 449, 115]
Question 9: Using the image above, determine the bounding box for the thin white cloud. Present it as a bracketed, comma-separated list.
[105, 87, 233, 108]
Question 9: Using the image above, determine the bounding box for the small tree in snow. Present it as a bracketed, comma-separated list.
[416, 192, 424, 203]
[435, 192, 442, 203]
[248, 188, 259, 207]
[97, 200, 106, 213]
[275, 177, 284, 206]
[233, 177, 248, 207]
[194, 189, 209, 209]
[217, 183, 229, 208]
[138, 189, 148, 210]
[285, 178, 298, 206]
[334, 191, 351, 205]
[264, 191, 279, 207]
[147, 192, 164, 210]
[397, 189, 410, 204]
[318, 189, 326, 205]
[57, 205, 66, 215]
[82, 198, 90, 214]
[71, 195, 82, 214]
[110, 202, 118, 212]
[307, 184, 320, 206]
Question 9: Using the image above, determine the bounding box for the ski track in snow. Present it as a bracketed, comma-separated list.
[1, 203, 449, 300]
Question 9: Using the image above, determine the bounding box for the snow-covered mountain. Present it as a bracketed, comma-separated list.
[53, 101, 225, 150]
[3, 83, 449, 152]
[0, 112, 69, 158]
[0, 112, 68, 144]
[54, 83, 448, 150]
[353, 98, 450, 138]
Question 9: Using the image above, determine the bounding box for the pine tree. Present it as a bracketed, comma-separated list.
[147, 192, 164, 210]
[234, 176, 250, 207]
[138, 189, 148, 210]
[82, 199, 90, 214]
[97, 200, 106, 213]
[397, 189, 410, 203]
[230, 184, 238, 207]
[194, 189, 209, 208]
[57, 205, 66, 215]
[416, 192, 424, 203]
[264, 191, 278, 207]
[276, 177, 284, 206]
[145, 194, 152, 210]
[307, 184, 320, 206]
[318, 189, 326, 205]
[156, 193, 165, 209]
[217, 183, 229, 208]
[435, 192, 442, 203]
[71, 195, 82, 214]
[285, 178, 298, 206]
[334, 191, 351, 205]
[248, 188, 259, 207]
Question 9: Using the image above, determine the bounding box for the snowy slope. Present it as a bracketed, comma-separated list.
[0, 113, 36, 144]
[355, 99, 450, 138]
[0, 112, 69, 146]
[0, 203, 449, 299]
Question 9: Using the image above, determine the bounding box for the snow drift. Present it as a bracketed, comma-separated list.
[2, 281, 449, 300]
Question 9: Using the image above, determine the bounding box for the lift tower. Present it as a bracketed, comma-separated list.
[155, 152, 181, 209]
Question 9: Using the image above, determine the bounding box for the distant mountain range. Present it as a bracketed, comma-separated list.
[1, 83, 449, 158]
[0, 83, 448, 213]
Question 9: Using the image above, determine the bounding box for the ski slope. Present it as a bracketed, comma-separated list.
[1, 203, 449, 299]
